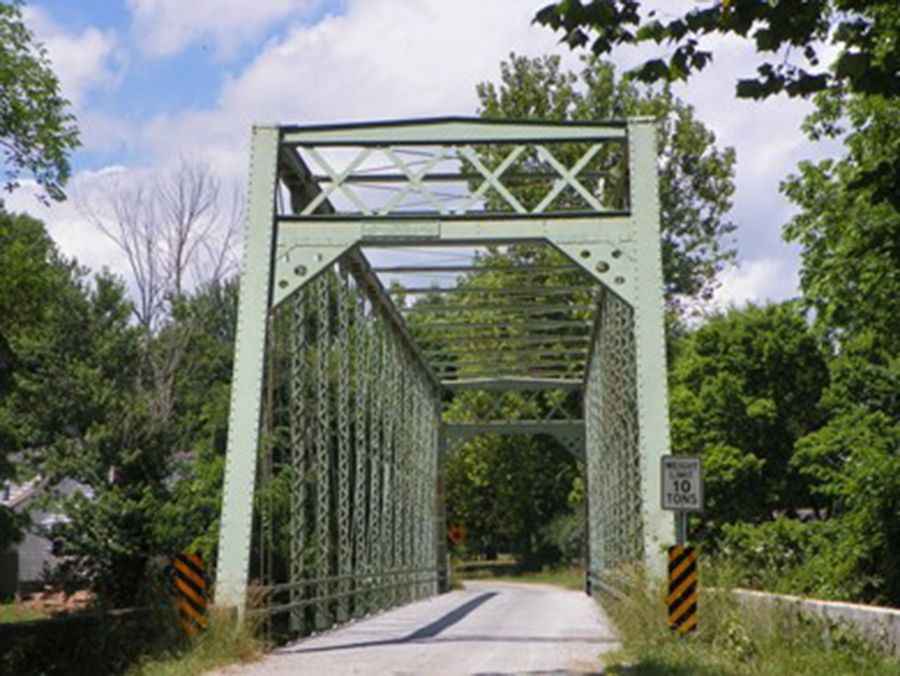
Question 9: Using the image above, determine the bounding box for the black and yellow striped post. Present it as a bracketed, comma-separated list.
[667, 545, 698, 635]
[172, 552, 209, 636]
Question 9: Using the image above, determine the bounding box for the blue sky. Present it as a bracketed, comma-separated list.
[8, 0, 841, 309]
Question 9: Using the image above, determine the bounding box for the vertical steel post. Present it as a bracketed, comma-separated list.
[352, 288, 369, 617]
[289, 288, 309, 632]
[215, 126, 280, 614]
[369, 322, 384, 611]
[629, 119, 675, 581]
[379, 330, 394, 606]
[315, 274, 332, 629]
[336, 269, 352, 623]
[435, 421, 449, 593]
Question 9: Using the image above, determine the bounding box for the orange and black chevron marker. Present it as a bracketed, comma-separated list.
[667, 545, 698, 635]
[172, 552, 208, 636]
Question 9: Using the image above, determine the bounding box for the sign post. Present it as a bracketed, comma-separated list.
[661, 456, 703, 635]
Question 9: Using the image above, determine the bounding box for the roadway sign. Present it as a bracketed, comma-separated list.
[448, 524, 467, 546]
[661, 456, 703, 512]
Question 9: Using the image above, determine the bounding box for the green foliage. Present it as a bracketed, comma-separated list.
[716, 518, 870, 601]
[535, 1, 900, 101]
[154, 281, 239, 561]
[0, 0, 80, 203]
[476, 54, 737, 308]
[538, 510, 584, 565]
[445, 433, 579, 566]
[669, 302, 829, 525]
[0, 211, 112, 550]
[776, 87, 900, 605]
[783, 93, 900, 343]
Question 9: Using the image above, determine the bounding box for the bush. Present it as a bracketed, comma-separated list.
[716, 518, 874, 602]
[537, 511, 584, 565]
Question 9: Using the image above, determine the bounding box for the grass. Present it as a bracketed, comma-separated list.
[477, 566, 586, 591]
[125, 605, 264, 676]
[599, 565, 900, 676]
[0, 599, 49, 623]
[453, 557, 586, 591]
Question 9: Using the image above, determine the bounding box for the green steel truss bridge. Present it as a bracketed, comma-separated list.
[216, 117, 674, 631]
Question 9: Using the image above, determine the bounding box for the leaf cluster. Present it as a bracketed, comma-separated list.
[0, 0, 80, 204]
[535, 1, 899, 100]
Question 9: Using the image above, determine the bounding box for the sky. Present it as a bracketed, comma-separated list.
[6, 0, 844, 309]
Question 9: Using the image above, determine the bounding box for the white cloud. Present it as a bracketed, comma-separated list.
[22, 6, 122, 109]
[128, 0, 316, 59]
[133, 0, 580, 179]
[711, 259, 800, 311]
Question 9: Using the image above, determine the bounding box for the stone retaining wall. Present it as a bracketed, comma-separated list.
[732, 588, 900, 656]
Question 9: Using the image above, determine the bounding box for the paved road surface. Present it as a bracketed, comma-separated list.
[217, 580, 619, 675]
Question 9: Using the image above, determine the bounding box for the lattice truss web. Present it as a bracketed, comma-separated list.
[584, 290, 642, 572]
[284, 132, 629, 217]
[254, 258, 441, 633]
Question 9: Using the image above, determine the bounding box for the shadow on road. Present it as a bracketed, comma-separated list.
[407, 592, 498, 639]
[278, 592, 499, 655]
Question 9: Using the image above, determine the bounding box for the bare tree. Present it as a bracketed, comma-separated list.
[77, 159, 244, 424]
[78, 177, 164, 330]
[77, 159, 243, 331]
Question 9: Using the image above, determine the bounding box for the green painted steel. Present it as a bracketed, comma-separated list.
[215, 116, 674, 626]
[216, 126, 279, 612]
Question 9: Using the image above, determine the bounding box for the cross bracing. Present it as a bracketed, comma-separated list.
[216, 116, 674, 628]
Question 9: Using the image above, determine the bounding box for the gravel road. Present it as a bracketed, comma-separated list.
[216, 580, 619, 675]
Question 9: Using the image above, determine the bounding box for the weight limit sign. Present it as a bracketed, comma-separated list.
[661, 456, 703, 511]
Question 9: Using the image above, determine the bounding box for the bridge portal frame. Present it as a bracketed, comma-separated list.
[216, 117, 674, 615]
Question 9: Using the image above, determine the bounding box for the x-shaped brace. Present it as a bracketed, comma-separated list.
[534, 144, 605, 212]
[458, 145, 527, 214]
[301, 147, 374, 215]
[378, 147, 450, 214]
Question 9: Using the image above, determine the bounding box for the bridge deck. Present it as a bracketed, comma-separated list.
[218, 581, 619, 675]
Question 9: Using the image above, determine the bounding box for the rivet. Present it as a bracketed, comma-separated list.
[614, 276, 625, 285]
[595, 261, 610, 274]
[295, 265, 308, 276]
[279, 279, 289, 289]
[611, 249, 622, 259]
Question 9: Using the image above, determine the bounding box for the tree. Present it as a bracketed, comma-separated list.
[154, 279, 240, 560]
[534, 1, 900, 209]
[0, 211, 75, 550]
[445, 433, 580, 566]
[0, 0, 80, 204]
[781, 92, 900, 348]
[668, 302, 829, 526]
[0, 212, 182, 605]
[775, 85, 900, 604]
[476, 54, 737, 309]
